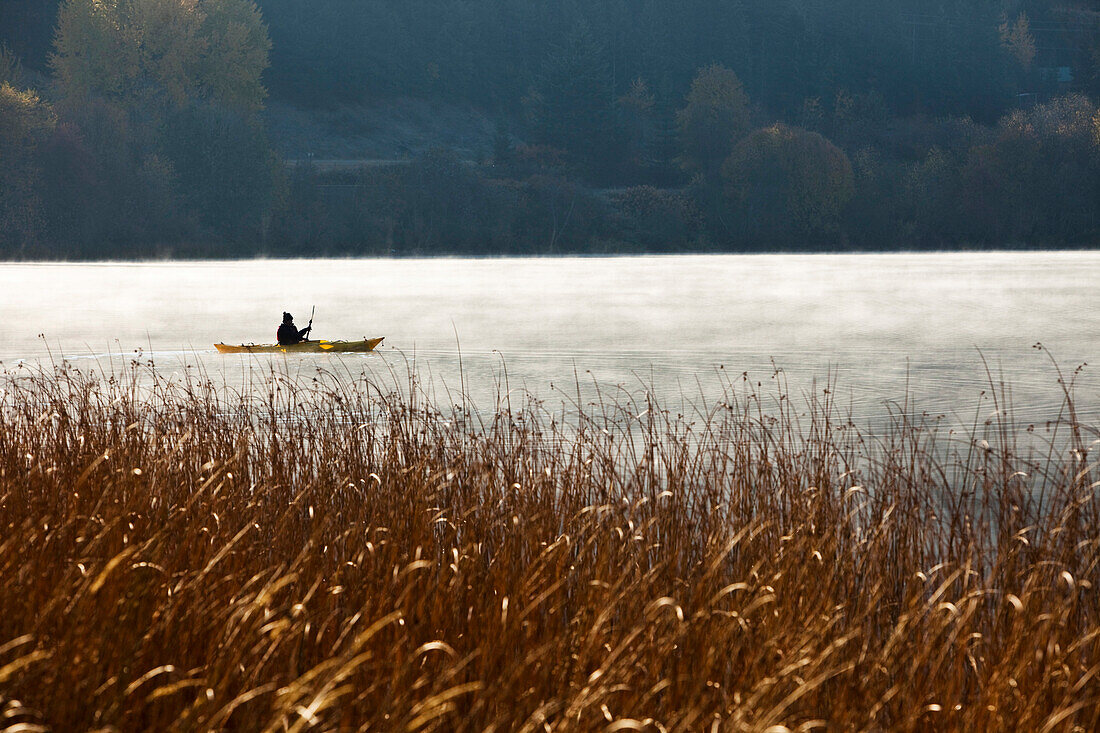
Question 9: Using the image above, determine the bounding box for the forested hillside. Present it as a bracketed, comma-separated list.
[3, 0, 1100, 256]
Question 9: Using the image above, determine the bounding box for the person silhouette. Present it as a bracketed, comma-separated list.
[276, 312, 311, 345]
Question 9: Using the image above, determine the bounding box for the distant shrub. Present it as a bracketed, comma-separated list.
[508, 144, 572, 176]
[722, 123, 854, 245]
[842, 146, 907, 250]
[512, 174, 608, 253]
[48, 96, 194, 254]
[959, 95, 1100, 243]
[830, 88, 889, 149]
[163, 102, 281, 242]
[878, 114, 990, 161]
[398, 149, 492, 252]
[900, 146, 966, 245]
[36, 122, 106, 250]
[609, 186, 703, 251]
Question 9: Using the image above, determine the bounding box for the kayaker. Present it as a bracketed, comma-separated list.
[277, 312, 311, 345]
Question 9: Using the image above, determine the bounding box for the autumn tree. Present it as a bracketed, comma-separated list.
[0, 83, 56, 251]
[677, 64, 751, 179]
[52, 0, 202, 109]
[999, 13, 1036, 71]
[48, 0, 274, 248]
[198, 0, 271, 111]
[52, 0, 270, 112]
[722, 123, 853, 244]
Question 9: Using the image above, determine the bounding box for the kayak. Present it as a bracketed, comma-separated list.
[214, 337, 384, 354]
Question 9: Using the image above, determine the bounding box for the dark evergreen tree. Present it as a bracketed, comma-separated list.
[523, 21, 614, 172]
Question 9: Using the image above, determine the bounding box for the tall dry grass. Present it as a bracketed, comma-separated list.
[0, 353, 1098, 732]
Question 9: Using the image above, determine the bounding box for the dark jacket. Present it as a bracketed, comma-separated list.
[277, 322, 309, 345]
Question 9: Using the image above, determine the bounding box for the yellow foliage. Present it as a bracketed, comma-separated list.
[676, 64, 750, 176]
[200, 0, 271, 111]
[999, 13, 1036, 71]
[0, 83, 56, 165]
[52, 0, 270, 112]
[0, 83, 57, 245]
[124, 0, 205, 106]
[52, 0, 127, 100]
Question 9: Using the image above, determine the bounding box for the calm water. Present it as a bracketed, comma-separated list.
[1, 253, 1098, 427]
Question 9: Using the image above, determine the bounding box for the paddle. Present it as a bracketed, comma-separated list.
[304, 305, 315, 340]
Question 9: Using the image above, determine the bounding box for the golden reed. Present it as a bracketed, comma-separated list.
[0, 353, 1097, 731]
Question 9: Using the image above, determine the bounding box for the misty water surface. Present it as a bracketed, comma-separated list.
[1, 252, 1097, 429]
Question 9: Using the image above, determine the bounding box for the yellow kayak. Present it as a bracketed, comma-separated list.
[214, 337, 384, 354]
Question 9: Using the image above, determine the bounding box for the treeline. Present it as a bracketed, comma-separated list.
[268, 90, 1100, 254]
[3, 0, 1100, 256]
[268, 153, 703, 256]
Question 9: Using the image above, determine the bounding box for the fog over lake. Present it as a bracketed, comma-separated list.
[3, 252, 1098, 428]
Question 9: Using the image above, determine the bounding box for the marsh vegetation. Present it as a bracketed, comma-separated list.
[1, 357, 1098, 730]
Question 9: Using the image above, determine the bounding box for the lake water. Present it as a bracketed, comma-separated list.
[1, 253, 1098, 430]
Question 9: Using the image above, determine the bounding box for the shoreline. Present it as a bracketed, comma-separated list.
[2, 246, 1100, 266]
